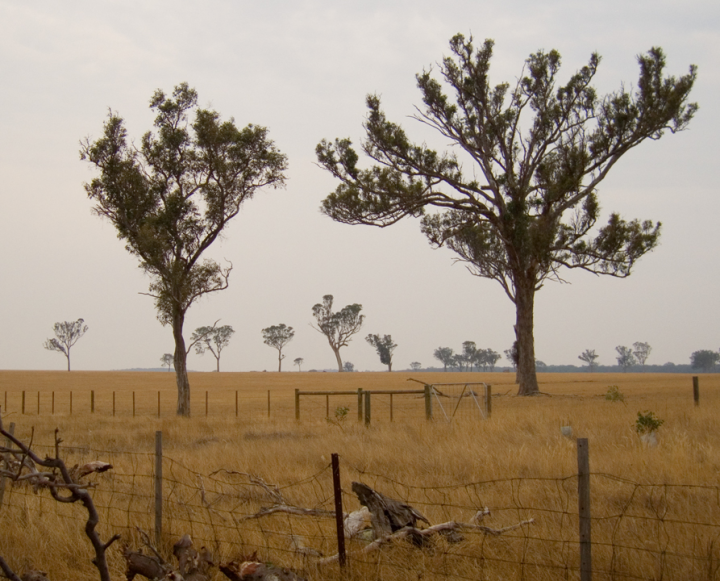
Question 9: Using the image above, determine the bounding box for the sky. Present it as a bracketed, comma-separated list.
[0, 0, 718, 373]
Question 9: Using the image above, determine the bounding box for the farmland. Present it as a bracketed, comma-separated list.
[1, 370, 719, 580]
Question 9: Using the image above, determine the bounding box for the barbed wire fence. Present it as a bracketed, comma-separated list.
[2, 427, 720, 581]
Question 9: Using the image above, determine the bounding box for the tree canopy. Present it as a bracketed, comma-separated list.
[578, 349, 598, 372]
[316, 35, 697, 395]
[690, 350, 719, 372]
[366, 334, 397, 371]
[311, 295, 364, 372]
[82, 83, 287, 415]
[262, 324, 295, 372]
[43, 318, 88, 371]
[192, 325, 235, 372]
[433, 347, 454, 371]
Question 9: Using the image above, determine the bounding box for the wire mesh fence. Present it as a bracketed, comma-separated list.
[2, 435, 720, 580]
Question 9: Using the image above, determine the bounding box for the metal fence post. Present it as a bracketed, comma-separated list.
[331, 453, 347, 568]
[577, 438, 592, 581]
[0, 422, 16, 509]
[693, 376, 699, 406]
[155, 430, 163, 546]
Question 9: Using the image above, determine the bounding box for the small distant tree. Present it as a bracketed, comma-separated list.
[43, 319, 88, 371]
[262, 324, 295, 372]
[504, 342, 519, 371]
[482, 349, 501, 371]
[690, 350, 720, 372]
[536, 360, 547, 370]
[578, 349, 599, 372]
[294, 357, 304, 372]
[616, 346, 636, 372]
[366, 334, 397, 371]
[633, 342, 652, 370]
[160, 353, 174, 371]
[192, 325, 235, 372]
[433, 347, 455, 371]
[311, 295, 364, 372]
[462, 341, 478, 370]
[343, 361, 355, 372]
[410, 361, 422, 371]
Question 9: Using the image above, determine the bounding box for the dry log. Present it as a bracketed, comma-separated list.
[123, 547, 167, 581]
[220, 560, 306, 581]
[351, 482, 429, 538]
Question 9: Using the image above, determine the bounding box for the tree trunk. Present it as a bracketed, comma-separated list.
[388, 362, 392, 372]
[66, 352, 71, 372]
[173, 311, 191, 416]
[514, 280, 539, 396]
[278, 350, 282, 372]
[216, 357, 220, 373]
[332, 346, 343, 372]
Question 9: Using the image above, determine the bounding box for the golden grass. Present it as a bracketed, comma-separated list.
[1, 370, 719, 580]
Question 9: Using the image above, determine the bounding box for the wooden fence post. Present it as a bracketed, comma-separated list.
[91, 390, 95, 413]
[364, 391, 371, 427]
[485, 385, 492, 418]
[424, 385, 432, 420]
[331, 453, 347, 568]
[155, 431, 163, 546]
[295, 389, 300, 420]
[0, 422, 16, 510]
[326, 394, 330, 418]
[22, 391, 25, 415]
[577, 438, 592, 581]
[693, 376, 699, 407]
[357, 389, 363, 422]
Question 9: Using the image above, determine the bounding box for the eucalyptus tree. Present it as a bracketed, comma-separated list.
[366, 334, 397, 371]
[262, 324, 295, 372]
[311, 295, 364, 372]
[192, 325, 235, 372]
[633, 342, 652, 370]
[616, 346, 636, 372]
[578, 349, 599, 371]
[43, 319, 88, 371]
[316, 35, 697, 395]
[294, 357, 304, 372]
[82, 83, 287, 415]
[433, 347, 454, 371]
[160, 353, 174, 371]
[690, 350, 720, 372]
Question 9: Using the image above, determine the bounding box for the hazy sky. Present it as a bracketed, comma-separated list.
[1, 0, 718, 373]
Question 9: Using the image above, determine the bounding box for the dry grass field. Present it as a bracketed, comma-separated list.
[1, 370, 719, 581]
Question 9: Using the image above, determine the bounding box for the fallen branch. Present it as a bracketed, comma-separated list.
[317, 517, 535, 564]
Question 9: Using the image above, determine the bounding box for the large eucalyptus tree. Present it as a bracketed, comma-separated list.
[82, 84, 287, 415]
[316, 35, 697, 395]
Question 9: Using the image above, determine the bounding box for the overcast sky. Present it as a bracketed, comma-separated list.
[0, 0, 717, 373]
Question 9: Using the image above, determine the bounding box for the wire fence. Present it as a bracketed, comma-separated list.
[2, 436, 720, 580]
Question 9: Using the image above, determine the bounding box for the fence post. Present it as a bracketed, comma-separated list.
[693, 376, 699, 407]
[364, 391, 371, 427]
[295, 389, 300, 420]
[485, 385, 492, 418]
[357, 389, 363, 422]
[22, 391, 25, 415]
[154, 430, 163, 546]
[91, 390, 95, 413]
[424, 385, 432, 420]
[0, 422, 16, 510]
[331, 453, 347, 568]
[577, 438, 592, 581]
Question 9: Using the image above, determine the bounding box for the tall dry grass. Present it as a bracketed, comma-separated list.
[1, 371, 719, 580]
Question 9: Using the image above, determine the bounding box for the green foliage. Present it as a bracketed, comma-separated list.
[604, 385, 625, 402]
[311, 295, 364, 371]
[366, 334, 397, 371]
[327, 406, 350, 430]
[262, 324, 295, 372]
[635, 411, 664, 434]
[317, 34, 697, 396]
